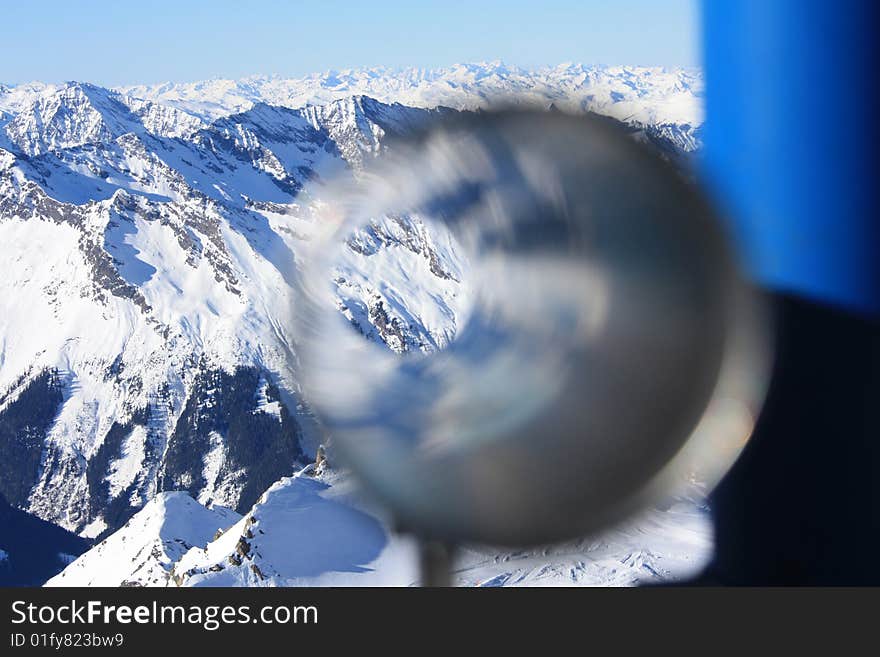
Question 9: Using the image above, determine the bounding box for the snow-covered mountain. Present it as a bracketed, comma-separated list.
[117, 63, 703, 162]
[46, 492, 240, 586]
[0, 80, 459, 541]
[119, 62, 703, 125]
[0, 63, 708, 586]
[48, 465, 712, 587]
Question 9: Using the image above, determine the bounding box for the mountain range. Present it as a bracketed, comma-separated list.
[0, 63, 708, 586]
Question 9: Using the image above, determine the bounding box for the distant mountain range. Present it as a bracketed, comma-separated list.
[115, 62, 703, 122]
[0, 63, 709, 586]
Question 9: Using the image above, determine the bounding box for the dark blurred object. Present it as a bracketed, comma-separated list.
[700, 293, 879, 584]
[699, 1, 880, 584]
[294, 111, 767, 550]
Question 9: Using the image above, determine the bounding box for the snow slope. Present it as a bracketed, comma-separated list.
[52, 466, 711, 587]
[45, 492, 240, 586]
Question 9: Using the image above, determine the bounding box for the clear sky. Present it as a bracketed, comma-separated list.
[0, 1, 699, 86]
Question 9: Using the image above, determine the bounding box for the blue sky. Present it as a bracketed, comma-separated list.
[0, 1, 699, 86]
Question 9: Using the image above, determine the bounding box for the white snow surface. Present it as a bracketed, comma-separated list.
[45, 492, 241, 587]
[104, 425, 148, 500]
[54, 468, 711, 587]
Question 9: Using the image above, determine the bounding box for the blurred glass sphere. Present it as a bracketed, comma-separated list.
[290, 111, 769, 546]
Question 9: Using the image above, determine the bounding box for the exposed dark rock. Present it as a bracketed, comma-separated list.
[159, 365, 304, 514]
[0, 369, 65, 507]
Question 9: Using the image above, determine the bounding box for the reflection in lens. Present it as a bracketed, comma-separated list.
[289, 111, 769, 546]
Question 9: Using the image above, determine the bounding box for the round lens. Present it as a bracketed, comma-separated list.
[289, 111, 769, 546]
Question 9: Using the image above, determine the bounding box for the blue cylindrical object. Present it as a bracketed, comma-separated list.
[701, 2, 879, 316]
[701, 1, 880, 585]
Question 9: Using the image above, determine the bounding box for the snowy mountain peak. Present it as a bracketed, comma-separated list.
[121, 94, 206, 140]
[5, 82, 141, 156]
[51, 470, 713, 587]
[45, 492, 241, 586]
[299, 94, 449, 169]
[170, 469, 393, 586]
